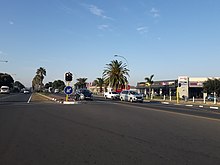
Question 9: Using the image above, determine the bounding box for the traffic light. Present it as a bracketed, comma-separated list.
[65, 72, 72, 82]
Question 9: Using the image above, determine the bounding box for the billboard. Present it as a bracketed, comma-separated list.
[178, 76, 189, 98]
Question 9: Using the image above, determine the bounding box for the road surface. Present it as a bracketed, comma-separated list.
[1, 94, 220, 164]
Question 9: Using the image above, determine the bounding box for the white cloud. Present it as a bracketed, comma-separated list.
[88, 4, 112, 20]
[98, 24, 112, 31]
[9, 21, 14, 25]
[150, 8, 160, 18]
[157, 37, 161, 40]
[136, 26, 149, 34]
[98, 24, 110, 30]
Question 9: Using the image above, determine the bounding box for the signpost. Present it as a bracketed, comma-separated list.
[64, 86, 73, 102]
[64, 86, 73, 95]
[64, 72, 73, 102]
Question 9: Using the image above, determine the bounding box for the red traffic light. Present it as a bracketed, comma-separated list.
[65, 72, 73, 81]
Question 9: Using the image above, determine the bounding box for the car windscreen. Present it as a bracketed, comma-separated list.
[130, 91, 138, 95]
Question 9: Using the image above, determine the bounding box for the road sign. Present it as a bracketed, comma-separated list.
[64, 86, 73, 95]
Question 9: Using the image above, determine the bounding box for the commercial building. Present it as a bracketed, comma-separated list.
[136, 76, 220, 99]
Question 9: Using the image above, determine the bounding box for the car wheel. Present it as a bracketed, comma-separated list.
[105, 95, 107, 99]
[130, 98, 133, 102]
[120, 97, 123, 101]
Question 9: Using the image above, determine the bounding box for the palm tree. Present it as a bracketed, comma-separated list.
[145, 74, 154, 98]
[94, 78, 104, 93]
[36, 67, 46, 90]
[32, 75, 41, 91]
[103, 60, 129, 91]
[75, 78, 87, 89]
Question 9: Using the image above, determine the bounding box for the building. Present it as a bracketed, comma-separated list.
[136, 79, 177, 97]
[136, 76, 220, 99]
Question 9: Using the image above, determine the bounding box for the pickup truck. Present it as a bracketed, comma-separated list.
[104, 91, 120, 100]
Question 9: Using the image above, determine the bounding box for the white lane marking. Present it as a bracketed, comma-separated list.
[210, 107, 219, 110]
[118, 103, 220, 122]
[27, 94, 33, 103]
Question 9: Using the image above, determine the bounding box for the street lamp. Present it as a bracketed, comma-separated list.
[0, 60, 8, 63]
[114, 54, 129, 68]
[114, 54, 129, 90]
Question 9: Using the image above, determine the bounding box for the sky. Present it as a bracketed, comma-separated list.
[0, 0, 220, 87]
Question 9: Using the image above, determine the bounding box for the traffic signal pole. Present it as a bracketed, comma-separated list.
[176, 87, 179, 104]
[64, 72, 73, 102]
[66, 81, 70, 102]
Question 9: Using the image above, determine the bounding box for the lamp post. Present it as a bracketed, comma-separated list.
[114, 54, 129, 90]
[0, 60, 8, 63]
[114, 55, 129, 68]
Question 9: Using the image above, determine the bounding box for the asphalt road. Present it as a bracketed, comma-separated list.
[1, 95, 220, 165]
[0, 93, 32, 104]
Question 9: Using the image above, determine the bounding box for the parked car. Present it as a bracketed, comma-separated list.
[54, 89, 59, 93]
[74, 89, 93, 100]
[104, 91, 119, 100]
[23, 90, 30, 94]
[207, 95, 219, 101]
[120, 90, 143, 103]
[0, 86, 10, 94]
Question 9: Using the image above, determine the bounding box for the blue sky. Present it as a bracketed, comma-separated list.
[0, 0, 220, 87]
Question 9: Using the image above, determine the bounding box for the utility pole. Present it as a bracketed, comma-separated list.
[0, 60, 8, 63]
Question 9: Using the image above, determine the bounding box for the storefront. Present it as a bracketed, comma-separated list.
[136, 80, 177, 96]
[136, 76, 220, 98]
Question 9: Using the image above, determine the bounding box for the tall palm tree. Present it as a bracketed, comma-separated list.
[75, 78, 87, 89]
[94, 78, 104, 93]
[32, 75, 41, 91]
[103, 60, 129, 91]
[36, 67, 46, 90]
[145, 74, 154, 97]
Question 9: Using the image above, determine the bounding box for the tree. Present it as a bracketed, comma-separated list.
[32, 75, 41, 91]
[52, 80, 65, 91]
[75, 78, 87, 89]
[145, 74, 154, 97]
[93, 78, 104, 93]
[13, 81, 25, 92]
[44, 82, 53, 89]
[0, 73, 14, 88]
[203, 78, 220, 96]
[103, 60, 129, 91]
[36, 67, 46, 90]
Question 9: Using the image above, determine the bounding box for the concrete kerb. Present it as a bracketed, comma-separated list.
[36, 93, 81, 104]
[160, 100, 219, 110]
[36, 93, 62, 104]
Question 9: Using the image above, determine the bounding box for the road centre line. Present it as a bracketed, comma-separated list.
[27, 94, 32, 104]
[117, 102, 220, 122]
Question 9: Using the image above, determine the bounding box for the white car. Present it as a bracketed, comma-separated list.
[54, 89, 59, 93]
[0, 86, 10, 94]
[23, 90, 30, 94]
[120, 90, 143, 103]
[104, 91, 119, 100]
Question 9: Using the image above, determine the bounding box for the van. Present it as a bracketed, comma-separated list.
[0, 86, 10, 94]
[120, 90, 143, 103]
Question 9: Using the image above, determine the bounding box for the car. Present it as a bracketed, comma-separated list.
[23, 90, 30, 94]
[207, 95, 219, 101]
[120, 90, 143, 103]
[104, 91, 119, 100]
[54, 89, 59, 93]
[74, 89, 93, 100]
[0, 86, 10, 94]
